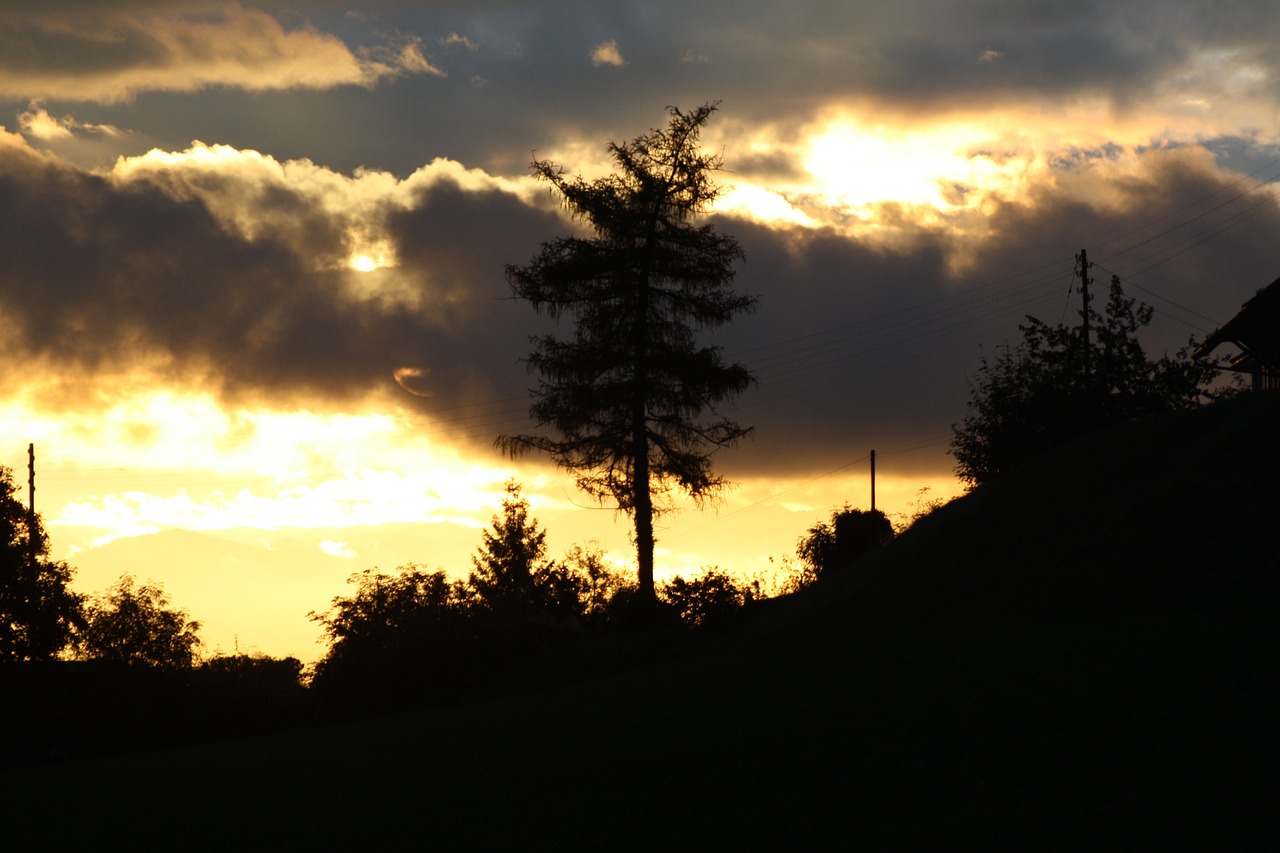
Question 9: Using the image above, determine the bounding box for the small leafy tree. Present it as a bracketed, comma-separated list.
[562, 542, 635, 623]
[469, 481, 580, 622]
[79, 575, 202, 668]
[0, 465, 83, 661]
[311, 565, 469, 663]
[797, 506, 894, 580]
[0, 557, 82, 662]
[660, 568, 756, 628]
[309, 565, 473, 702]
[500, 102, 757, 609]
[0, 466, 83, 655]
[952, 277, 1221, 488]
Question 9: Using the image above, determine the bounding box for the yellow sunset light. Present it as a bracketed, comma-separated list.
[714, 183, 819, 227]
[343, 235, 397, 274]
[351, 254, 379, 272]
[4, 387, 513, 546]
[804, 118, 1012, 211]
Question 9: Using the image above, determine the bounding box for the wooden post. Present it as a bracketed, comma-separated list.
[27, 443, 36, 562]
[1078, 249, 1091, 384]
[870, 449, 876, 512]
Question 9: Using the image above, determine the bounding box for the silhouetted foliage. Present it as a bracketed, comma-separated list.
[196, 653, 307, 725]
[660, 568, 757, 628]
[797, 506, 894, 579]
[310, 565, 470, 685]
[951, 277, 1222, 487]
[892, 486, 948, 534]
[0, 465, 84, 661]
[562, 542, 637, 624]
[500, 102, 757, 609]
[469, 481, 581, 623]
[766, 556, 819, 596]
[78, 575, 202, 669]
[200, 652, 304, 694]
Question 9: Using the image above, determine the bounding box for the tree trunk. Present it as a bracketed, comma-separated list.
[632, 225, 656, 608]
[633, 424, 655, 607]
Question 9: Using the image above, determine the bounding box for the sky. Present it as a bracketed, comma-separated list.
[3, 0, 1279, 663]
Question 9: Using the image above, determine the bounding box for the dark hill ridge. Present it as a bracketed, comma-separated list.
[6, 394, 1279, 848]
[809, 387, 1280, 624]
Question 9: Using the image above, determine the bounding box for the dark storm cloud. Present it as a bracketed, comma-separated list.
[433, 1, 1245, 177]
[382, 178, 569, 403]
[3, 113, 1279, 479]
[0, 1, 431, 104]
[7, 1, 1275, 183]
[298, 0, 1280, 175]
[0, 138, 549, 418]
[710, 147, 1280, 476]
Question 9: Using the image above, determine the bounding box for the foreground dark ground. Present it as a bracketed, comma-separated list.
[7, 392, 1280, 848]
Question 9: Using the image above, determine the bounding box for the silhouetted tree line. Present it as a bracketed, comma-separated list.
[5, 466, 892, 759]
[951, 277, 1229, 487]
[301, 483, 909, 713]
[0, 466, 308, 764]
[305, 481, 819, 712]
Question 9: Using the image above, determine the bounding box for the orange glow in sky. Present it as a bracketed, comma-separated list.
[6, 392, 960, 662]
[4, 0, 1278, 665]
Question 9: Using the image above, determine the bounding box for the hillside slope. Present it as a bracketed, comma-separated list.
[820, 386, 1280, 622]
[8, 393, 1280, 849]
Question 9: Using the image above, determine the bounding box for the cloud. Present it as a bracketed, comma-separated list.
[2, 117, 1278, 476]
[441, 32, 477, 51]
[318, 540, 355, 558]
[393, 367, 433, 397]
[590, 39, 625, 67]
[359, 33, 446, 78]
[710, 143, 1280, 476]
[0, 133, 551, 423]
[0, 3, 439, 102]
[27, 2, 1266, 191]
[17, 100, 121, 140]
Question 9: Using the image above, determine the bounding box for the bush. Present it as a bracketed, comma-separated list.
[661, 569, 756, 628]
[797, 506, 894, 579]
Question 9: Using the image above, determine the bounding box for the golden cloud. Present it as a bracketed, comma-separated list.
[0, 4, 438, 102]
[590, 39, 625, 68]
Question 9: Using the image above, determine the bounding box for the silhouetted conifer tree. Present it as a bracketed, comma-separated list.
[500, 103, 756, 609]
[469, 481, 583, 623]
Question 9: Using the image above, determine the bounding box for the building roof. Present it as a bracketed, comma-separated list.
[1194, 275, 1280, 371]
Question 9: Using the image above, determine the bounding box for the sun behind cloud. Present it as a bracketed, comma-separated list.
[803, 118, 1017, 211]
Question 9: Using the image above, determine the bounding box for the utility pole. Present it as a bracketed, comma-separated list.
[27, 443, 37, 563]
[1077, 249, 1092, 385]
[869, 449, 876, 512]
